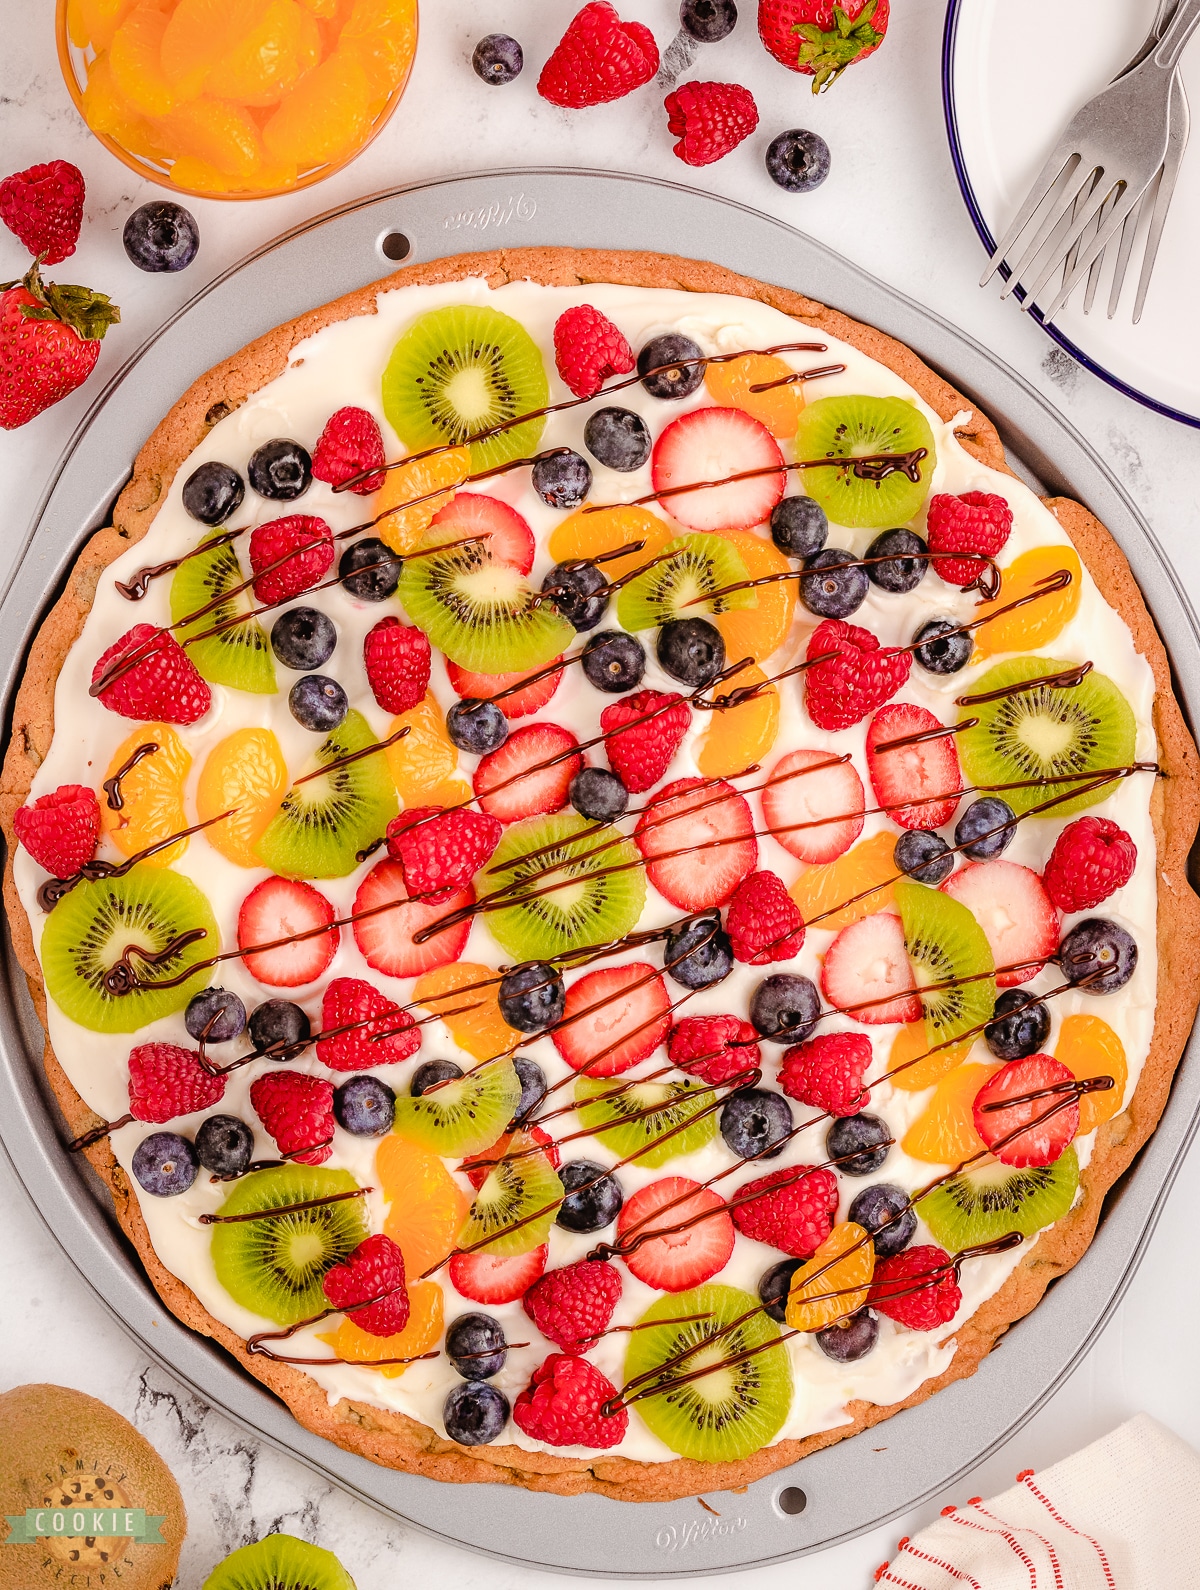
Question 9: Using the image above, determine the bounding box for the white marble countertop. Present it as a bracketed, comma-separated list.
[3, 3, 1200, 1586]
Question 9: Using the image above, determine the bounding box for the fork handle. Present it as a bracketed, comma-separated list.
[1155, 0, 1200, 67]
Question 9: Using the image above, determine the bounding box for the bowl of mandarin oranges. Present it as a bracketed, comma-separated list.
[57, 0, 417, 200]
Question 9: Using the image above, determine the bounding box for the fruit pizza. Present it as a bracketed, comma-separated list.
[3, 249, 1197, 1502]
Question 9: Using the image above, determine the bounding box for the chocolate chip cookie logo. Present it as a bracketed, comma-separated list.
[654, 1516, 748, 1551]
[4, 1508, 167, 1544]
[443, 193, 537, 232]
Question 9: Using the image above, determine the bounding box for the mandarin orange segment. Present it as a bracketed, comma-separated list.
[341, 0, 417, 103]
[887, 1019, 973, 1092]
[374, 447, 470, 554]
[196, 727, 288, 865]
[788, 831, 896, 934]
[320, 1278, 443, 1378]
[160, 96, 266, 179]
[902, 1062, 998, 1163]
[711, 528, 795, 663]
[161, 0, 274, 94]
[81, 53, 169, 158]
[385, 693, 461, 805]
[110, 3, 185, 117]
[695, 667, 779, 778]
[704, 353, 805, 438]
[69, 0, 141, 51]
[207, 0, 318, 105]
[548, 506, 676, 584]
[377, 1136, 469, 1278]
[786, 1221, 874, 1331]
[262, 49, 371, 168]
[99, 724, 191, 866]
[972, 545, 1083, 659]
[413, 963, 513, 1061]
[1055, 1013, 1127, 1133]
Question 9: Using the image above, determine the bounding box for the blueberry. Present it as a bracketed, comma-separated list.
[955, 796, 1016, 860]
[664, 913, 734, 989]
[816, 1309, 880, 1363]
[472, 32, 523, 84]
[249, 1000, 310, 1056]
[656, 616, 726, 686]
[411, 1059, 463, 1096]
[334, 1075, 396, 1136]
[339, 536, 401, 600]
[912, 618, 971, 674]
[248, 438, 312, 501]
[570, 766, 629, 823]
[447, 1313, 508, 1378]
[584, 407, 652, 472]
[766, 128, 831, 193]
[758, 1258, 802, 1324]
[985, 990, 1051, 1060]
[848, 1184, 915, 1258]
[195, 1114, 254, 1178]
[533, 450, 592, 510]
[123, 200, 199, 272]
[511, 1058, 548, 1126]
[827, 1113, 891, 1175]
[444, 1381, 509, 1445]
[800, 547, 868, 619]
[866, 528, 927, 594]
[770, 495, 828, 559]
[749, 973, 821, 1043]
[271, 606, 336, 670]
[894, 829, 954, 886]
[132, 1132, 199, 1196]
[680, 0, 737, 41]
[182, 461, 243, 526]
[498, 963, 565, 1033]
[289, 674, 348, 732]
[185, 987, 246, 1044]
[542, 561, 609, 631]
[556, 1160, 624, 1232]
[720, 1088, 794, 1160]
[639, 334, 705, 400]
[446, 698, 509, 754]
[582, 630, 645, 693]
[1059, 918, 1138, 993]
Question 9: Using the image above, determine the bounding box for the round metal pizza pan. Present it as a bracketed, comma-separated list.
[1, 169, 1198, 1578]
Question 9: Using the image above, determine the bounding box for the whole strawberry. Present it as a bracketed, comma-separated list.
[870, 1244, 961, 1330]
[312, 405, 386, 495]
[316, 976, 421, 1071]
[730, 1164, 839, 1257]
[513, 1353, 629, 1447]
[13, 783, 99, 878]
[250, 1070, 336, 1166]
[804, 618, 910, 732]
[926, 491, 1013, 587]
[553, 304, 635, 399]
[758, 0, 889, 91]
[91, 623, 211, 725]
[363, 616, 431, 715]
[1042, 817, 1136, 913]
[668, 1014, 761, 1086]
[127, 1042, 226, 1124]
[0, 160, 85, 264]
[0, 261, 118, 429]
[725, 869, 805, 964]
[322, 1233, 410, 1337]
[523, 1259, 623, 1353]
[600, 689, 690, 793]
[386, 805, 502, 899]
[538, 2, 660, 108]
[779, 1031, 872, 1116]
[665, 81, 759, 167]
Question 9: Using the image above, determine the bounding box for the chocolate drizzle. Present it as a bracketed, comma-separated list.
[114, 528, 241, 601]
[40, 807, 237, 912]
[198, 1186, 370, 1225]
[102, 741, 159, 809]
[955, 660, 1093, 707]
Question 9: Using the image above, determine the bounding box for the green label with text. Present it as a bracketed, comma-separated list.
[4, 1508, 166, 1544]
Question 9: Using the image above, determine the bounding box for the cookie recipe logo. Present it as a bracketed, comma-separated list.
[4, 1508, 167, 1544]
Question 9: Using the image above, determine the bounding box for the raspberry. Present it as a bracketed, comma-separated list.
[0, 160, 85, 265]
[552, 304, 635, 400]
[668, 1015, 761, 1086]
[665, 81, 759, 166]
[315, 977, 420, 1072]
[725, 870, 805, 964]
[513, 1353, 629, 1448]
[523, 1259, 623, 1353]
[926, 491, 1013, 587]
[248, 515, 334, 605]
[311, 405, 386, 495]
[730, 1165, 839, 1258]
[127, 1042, 226, 1124]
[779, 1032, 873, 1117]
[363, 617, 431, 714]
[803, 619, 911, 732]
[386, 806, 502, 899]
[600, 689, 690, 793]
[870, 1244, 962, 1330]
[91, 623, 211, 725]
[249, 1070, 336, 1166]
[322, 1233, 410, 1337]
[13, 783, 99, 878]
[537, 2, 659, 108]
[1042, 816, 1136, 912]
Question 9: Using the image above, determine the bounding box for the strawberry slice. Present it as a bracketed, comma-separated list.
[942, 861, 1059, 987]
[865, 704, 962, 831]
[973, 1055, 1078, 1168]
[651, 406, 784, 531]
[430, 492, 535, 573]
[446, 657, 564, 720]
[761, 748, 865, 863]
[473, 723, 582, 823]
[821, 911, 921, 1024]
[617, 1176, 735, 1291]
[449, 1244, 549, 1304]
[552, 963, 671, 1077]
[462, 1127, 561, 1189]
[634, 777, 757, 910]
[352, 858, 472, 979]
[237, 876, 339, 988]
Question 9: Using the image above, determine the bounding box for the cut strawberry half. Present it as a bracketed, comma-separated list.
[761, 748, 866, 863]
[474, 723, 582, 823]
[352, 858, 472, 979]
[552, 963, 671, 1077]
[618, 1176, 735, 1291]
[634, 777, 757, 910]
[972, 1055, 1078, 1168]
[866, 704, 962, 832]
[430, 492, 535, 573]
[237, 876, 339, 988]
[446, 657, 564, 720]
[651, 407, 785, 531]
[449, 1244, 549, 1304]
[821, 911, 921, 1024]
[462, 1127, 561, 1190]
[942, 861, 1059, 987]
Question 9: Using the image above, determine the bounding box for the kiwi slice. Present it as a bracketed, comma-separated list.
[957, 656, 1136, 817]
[623, 1285, 792, 1461]
[574, 1075, 717, 1168]
[170, 534, 275, 693]
[40, 864, 217, 1033]
[921, 1146, 1079, 1251]
[202, 1534, 357, 1590]
[254, 709, 398, 878]
[210, 1164, 368, 1326]
[486, 812, 647, 961]
[382, 304, 549, 471]
[896, 878, 996, 1047]
[617, 533, 756, 631]
[456, 1137, 564, 1256]
[392, 1057, 522, 1156]
[794, 394, 937, 530]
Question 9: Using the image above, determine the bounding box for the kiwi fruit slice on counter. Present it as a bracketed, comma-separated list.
[793, 394, 937, 530]
[392, 1057, 522, 1156]
[896, 878, 996, 1047]
[921, 1145, 1079, 1251]
[457, 1136, 564, 1255]
[617, 533, 756, 631]
[382, 304, 549, 472]
[486, 812, 647, 962]
[202, 1533, 357, 1590]
[957, 657, 1137, 817]
[170, 534, 275, 693]
[623, 1285, 792, 1462]
[574, 1076, 717, 1168]
[254, 709, 398, 878]
[210, 1164, 368, 1326]
[40, 864, 218, 1034]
